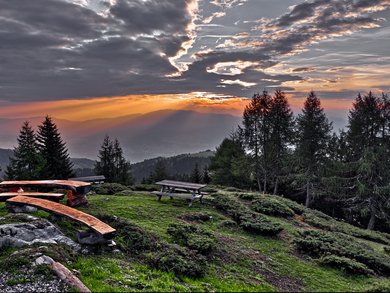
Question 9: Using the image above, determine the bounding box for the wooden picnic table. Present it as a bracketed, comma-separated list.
[152, 180, 207, 207]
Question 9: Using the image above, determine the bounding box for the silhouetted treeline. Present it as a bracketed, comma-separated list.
[210, 90, 390, 232]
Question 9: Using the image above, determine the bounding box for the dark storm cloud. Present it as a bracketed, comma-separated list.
[0, 0, 389, 102]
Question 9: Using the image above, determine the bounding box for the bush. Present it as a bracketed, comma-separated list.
[237, 193, 255, 201]
[277, 198, 306, 215]
[212, 195, 283, 236]
[303, 212, 390, 245]
[294, 230, 390, 275]
[93, 183, 128, 195]
[98, 215, 158, 253]
[320, 255, 373, 275]
[251, 196, 295, 218]
[384, 246, 390, 255]
[367, 283, 390, 292]
[131, 184, 159, 192]
[178, 212, 213, 223]
[167, 222, 216, 254]
[114, 189, 135, 196]
[239, 213, 283, 236]
[147, 245, 207, 277]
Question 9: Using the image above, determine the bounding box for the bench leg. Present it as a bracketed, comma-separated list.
[158, 195, 162, 201]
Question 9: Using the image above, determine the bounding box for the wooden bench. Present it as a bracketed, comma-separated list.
[6, 195, 116, 239]
[69, 175, 106, 184]
[153, 180, 207, 207]
[0, 192, 64, 202]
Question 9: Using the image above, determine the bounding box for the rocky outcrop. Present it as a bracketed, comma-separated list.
[0, 219, 80, 250]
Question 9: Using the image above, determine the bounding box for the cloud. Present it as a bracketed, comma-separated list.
[0, 0, 389, 103]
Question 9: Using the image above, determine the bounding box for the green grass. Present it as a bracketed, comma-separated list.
[1, 192, 390, 292]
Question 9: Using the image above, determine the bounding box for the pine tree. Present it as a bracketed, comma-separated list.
[190, 163, 201, 183]
[150, 159, 168, 183]
[295, 91, 332, 207]
[345, 92, 390, 229]
[209, 137, 252, 189]
[241, 91, 272, 191]
[6, 121, 45, 180]
[95, 135, 115, 182]
[268, 90, 295, 194]
[37, 116, 74, 179]
[201, 166, 211, 184]
[113, 138, 133, 185]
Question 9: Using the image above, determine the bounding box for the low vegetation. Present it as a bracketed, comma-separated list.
[1, 188, 390, 292]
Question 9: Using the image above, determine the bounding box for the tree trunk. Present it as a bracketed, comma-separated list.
[367, 208, 376, 230]
[305, 180, 311, 208]
[273, 177, 279, 195]
[256, 175, 262, 192]
[263, 174, 267, 194]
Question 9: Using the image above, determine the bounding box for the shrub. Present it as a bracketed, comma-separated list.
[131, 184, 159, 192]
[212, 195, 283, 236]
[320, 255, 373, 275]
[167, 222, 216, 254]
[277, 198, 306, 215]
[303, 212, 390, 245]
[114, 189, 135, 196]
[294, 230, 390, 275]
[93, 183, 128, 195]
[367, 283, 390, 292]
[238, 193, 255, 201]
[147, 245, 207, 277]
[384, 246, 390, 255]
[239, 213, 283, 236]
[178, 212, 213, 223]
[251, 196, 295, 218]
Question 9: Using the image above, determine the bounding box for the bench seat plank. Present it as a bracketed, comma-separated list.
[156, 180, 206, 190]
[0, 192, 64, 202]
[152, 191, 202, 200]
[6, 195, 116, 238]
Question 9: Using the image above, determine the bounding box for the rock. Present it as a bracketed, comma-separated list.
[33, 255, 54, 266]
[0, 219, 81, 251]
[77, 230, 107, 245]
[6, 203, 38, 213]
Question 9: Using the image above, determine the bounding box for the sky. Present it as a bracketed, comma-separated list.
[0, 0, 389, 122]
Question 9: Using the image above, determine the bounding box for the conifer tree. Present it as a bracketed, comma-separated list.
[95, 136, 132, 185]
[295, 91, 332, 207]
[345, 92, 390, 229]
[268, 90, 295, 194]
[149, 159, 168, 183]
[190, 163, 201, 183]
[241, 91, 272, 191]
[6, 121, 45, 180]
[37, 116, 74, 179]
[201, 166, 211, 184]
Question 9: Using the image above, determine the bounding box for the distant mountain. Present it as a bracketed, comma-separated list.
[131, 150, 215, 183]
[0, 110, 241, 162]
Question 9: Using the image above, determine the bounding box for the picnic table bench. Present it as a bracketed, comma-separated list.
[152, 180, 207, 207]
[0, 192, 64, 202]
[6, 195, 116, 239]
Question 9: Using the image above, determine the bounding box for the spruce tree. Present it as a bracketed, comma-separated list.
[268, 90, 295, 194]
[201, 166, 211, 184]
[295, 91, 332, 207]
[6, 121, 45, 180]
[345, 92, 390, 229]
[241, 91, 272, 191]
[95, 135, 115, 182]
[150, 159, 168, 183]
[209, 137, 252, 189]
[37, 116, 74, 179]
[113, 138, 133, 185]
[190, 163, 201, 183]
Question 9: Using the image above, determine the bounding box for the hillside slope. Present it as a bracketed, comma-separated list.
[0, 188, 389, 292]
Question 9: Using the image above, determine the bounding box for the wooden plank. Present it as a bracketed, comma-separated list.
[6, 196, 116, 238]
[156, 180, 206, 190]
[0, 192, 64, 202]
[69, 176, 106, 183]
[0, 180, 91, 189]
[152, 191, 202, 200]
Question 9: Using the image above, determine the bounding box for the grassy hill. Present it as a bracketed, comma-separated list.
[0, 188, 389, 292]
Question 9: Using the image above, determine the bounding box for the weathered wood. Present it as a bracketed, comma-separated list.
[0, 192, 64, 202]
[6, 195, 116, 238]
[50, 261, 91, 293]
[0, 180, 91, 194]
[69, 176, 106, 184]
[156, 180, 206, 190]
[152, 191, 202, 200]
